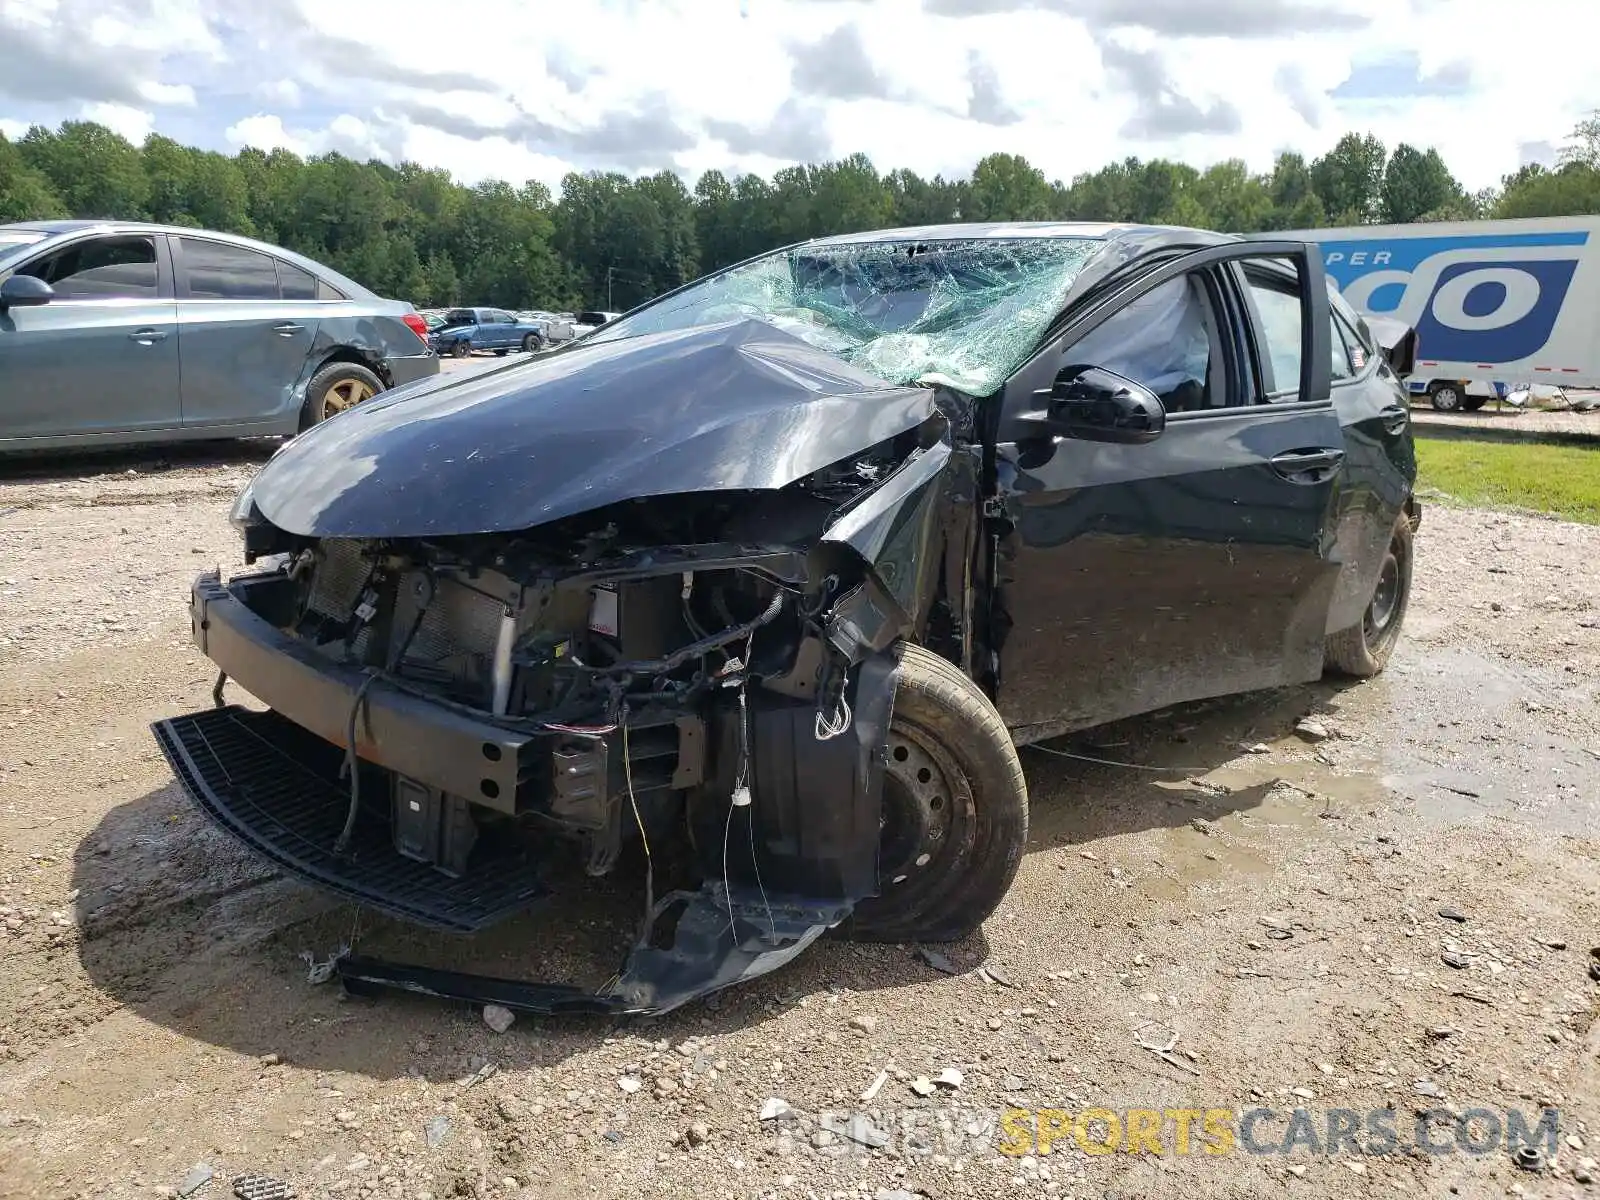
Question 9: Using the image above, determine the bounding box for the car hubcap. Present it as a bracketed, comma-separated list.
[1365, 546, 1402, 639]
[879, 724, 961, 885]
[1435, 387, 1460, 410]
[323, 378, 374, 418]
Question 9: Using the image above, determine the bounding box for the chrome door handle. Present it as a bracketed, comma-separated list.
[1379, 404, 1409, 435]
[272, 322, 304, 337]
[128, 329, 168, 344]
[1270, 447, 1345, 483]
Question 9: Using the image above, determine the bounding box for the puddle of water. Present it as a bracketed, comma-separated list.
[1350, 644, 1600, 837]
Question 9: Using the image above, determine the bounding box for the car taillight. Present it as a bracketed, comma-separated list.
[402, 312, 431, 346]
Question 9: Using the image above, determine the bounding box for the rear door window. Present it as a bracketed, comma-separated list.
[179, 238, 281, 300]
[1244, 276, 1304, 398]
[18, 235, 159, 300]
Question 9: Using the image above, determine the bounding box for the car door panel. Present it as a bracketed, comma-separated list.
[0, 233, 180, 440]
[171, 235, 319, 429]
[989, 240, 1344, 742]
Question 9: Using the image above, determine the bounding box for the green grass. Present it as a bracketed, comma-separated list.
[1415, 437, 1600, 525]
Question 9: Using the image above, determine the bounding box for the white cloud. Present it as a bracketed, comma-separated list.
[80, 101, 153, 144]
[224, 113, 310, 156]
[0, 117, 27, 140]
[256, 79, 302, 107]
[4, 0, 1598, 193]
[137, 80, 197, 107]
[224, 111, 400, 161]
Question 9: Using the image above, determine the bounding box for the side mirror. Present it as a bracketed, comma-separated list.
[0, 274, 54, 310]
[1046, 365, 1166, 444]
[1365, 315, 1418, 378]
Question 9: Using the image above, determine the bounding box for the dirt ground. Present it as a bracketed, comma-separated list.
[2, 438, 1599, 1200]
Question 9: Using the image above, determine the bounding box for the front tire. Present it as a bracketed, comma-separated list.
[450, 341, 471, 359]
[1325, 513, 1413, 677]
[521, 333, 543, 353]
[846, 644, 1029, 944]
[300, 362, 384, 429]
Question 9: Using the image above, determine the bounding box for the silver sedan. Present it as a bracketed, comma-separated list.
[0, 220, 438, 451]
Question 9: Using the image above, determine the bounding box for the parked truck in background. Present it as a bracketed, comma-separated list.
[1283, 216, 1600, 411]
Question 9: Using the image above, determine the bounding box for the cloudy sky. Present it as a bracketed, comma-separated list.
[0, 0, 1587, 193]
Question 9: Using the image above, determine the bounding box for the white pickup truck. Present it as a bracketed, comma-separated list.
[1283, 216, 1600, 411]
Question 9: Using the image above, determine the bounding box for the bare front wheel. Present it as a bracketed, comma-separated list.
[1325, 513, 1413, 677]
[300, 362, 384, 429]
[845, 644, 1028, 944]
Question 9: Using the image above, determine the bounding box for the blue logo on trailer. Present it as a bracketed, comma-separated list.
[1314, 231, 1587, 363]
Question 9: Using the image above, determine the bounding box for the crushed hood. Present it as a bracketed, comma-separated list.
[249, 319, 938, 539]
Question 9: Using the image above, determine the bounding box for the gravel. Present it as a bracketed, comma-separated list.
[1, 459, 1598, 1200]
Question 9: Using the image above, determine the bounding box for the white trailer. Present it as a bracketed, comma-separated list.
[1281, 216, 1600, 411]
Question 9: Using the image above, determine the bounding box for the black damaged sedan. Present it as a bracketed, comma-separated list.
[157, 222, 1421, 1014]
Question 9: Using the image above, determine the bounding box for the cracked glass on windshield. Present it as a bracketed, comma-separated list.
[585, 236, 1103, 395]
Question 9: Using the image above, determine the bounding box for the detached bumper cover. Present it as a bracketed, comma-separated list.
[185, 571, 526, 811]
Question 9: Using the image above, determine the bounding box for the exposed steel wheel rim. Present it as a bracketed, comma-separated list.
[322, 378, 375, 419]
[879, 720, 970, 887]
[1365, 536, 1405, 641]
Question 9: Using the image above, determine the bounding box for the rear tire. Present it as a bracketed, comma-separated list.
[845, 644, 1029, 944]
[300, 361, 384, 429]
[1428, 381, 1464, 412]
[1325, 513, 1413, 677]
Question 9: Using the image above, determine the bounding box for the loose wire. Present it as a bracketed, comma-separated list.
[622, 716, 654, 947]
[1025, 742, 1223, 773]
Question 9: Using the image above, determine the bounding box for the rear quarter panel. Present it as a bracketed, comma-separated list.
[296, 307, 435, 395]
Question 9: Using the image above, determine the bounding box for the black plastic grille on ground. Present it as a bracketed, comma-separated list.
[152, 705, 546, 932]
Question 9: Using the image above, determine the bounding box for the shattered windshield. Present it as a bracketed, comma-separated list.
[586, 236, 1104, 395]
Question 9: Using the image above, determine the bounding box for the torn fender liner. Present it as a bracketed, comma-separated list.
[337, 888, 851, 1017]
[610, 890, 848, 1013]
[247, 318, 939, 539]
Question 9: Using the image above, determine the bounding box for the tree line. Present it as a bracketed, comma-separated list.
[3, 115, 1599, 313]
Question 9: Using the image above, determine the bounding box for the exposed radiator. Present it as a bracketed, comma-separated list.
[390, 567, 507, 669]
[304, 538, 371, 622]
